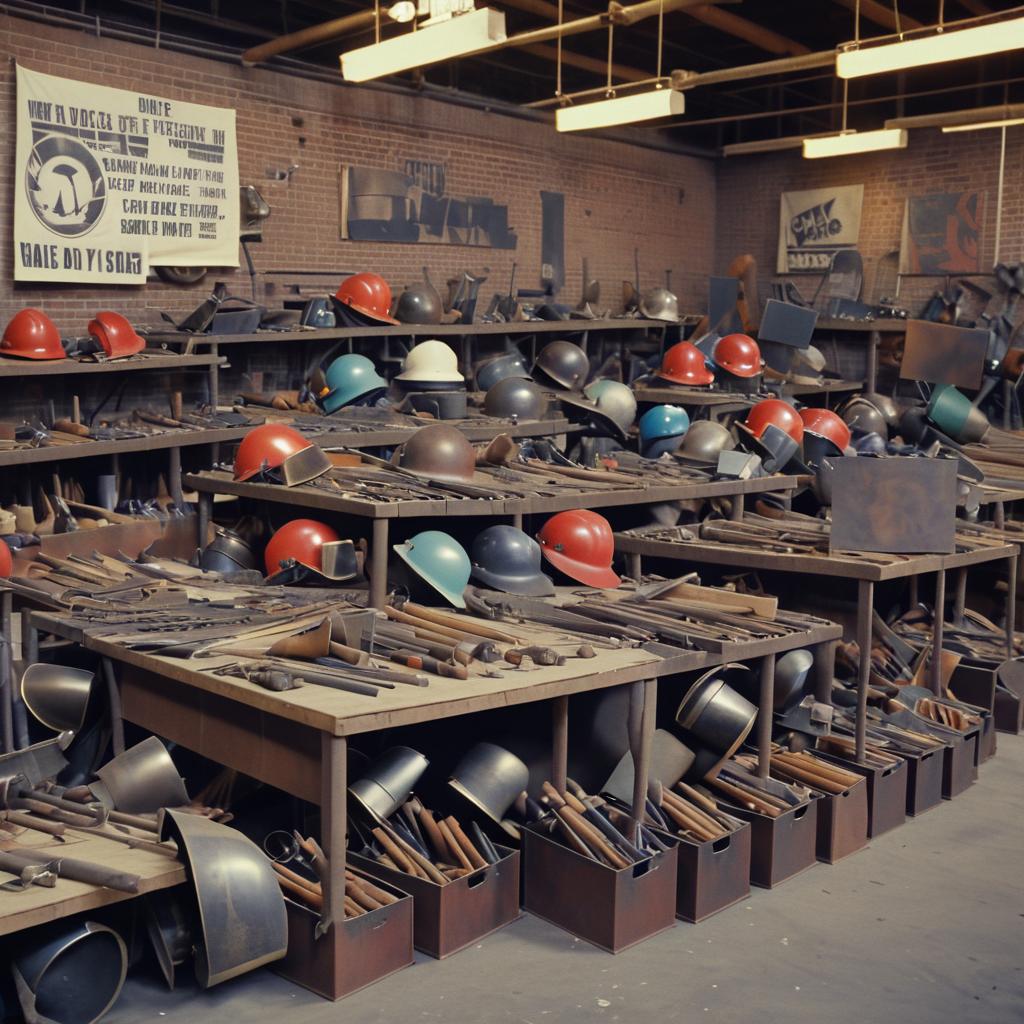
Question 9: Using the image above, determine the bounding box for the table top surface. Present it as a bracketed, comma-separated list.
[29, 609, 840, 738]
[182, 468, 800, 519]
[0, 351, 223, 378]
[614, 531, 1018, 581]
[0, 828, 185, 938]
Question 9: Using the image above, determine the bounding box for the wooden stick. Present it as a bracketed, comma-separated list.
[444, 817, 487, 870]
[436, 818, 473, 870]
[372, 827, 422, 877]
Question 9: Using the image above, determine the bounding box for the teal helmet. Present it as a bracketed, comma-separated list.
[926, 384, 990, 443]
[639, 405, 690, 458]
[320, 354, 387, 414]
[393, 530, 471, 608]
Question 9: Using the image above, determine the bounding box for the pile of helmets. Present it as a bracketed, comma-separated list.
[333, 272, 398, 327]
[315, 354, 388, 414]
[2, 309, 146, 361]
[474, 349, 549, 422]
[232, 423, 331, 487]
[840, 392, 899, 454]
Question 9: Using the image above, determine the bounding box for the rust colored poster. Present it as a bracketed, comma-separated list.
[899, 190, 985, 275]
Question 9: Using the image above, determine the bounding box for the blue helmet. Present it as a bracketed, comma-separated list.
[639, 405, 690, 459]
[320, 354, 387, 414]
[393, 530, 471, 608]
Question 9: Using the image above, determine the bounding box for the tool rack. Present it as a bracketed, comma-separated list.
[16, 598, 840, 996]
[183, 469, 801, 609]
[614, 528, 1019, 766]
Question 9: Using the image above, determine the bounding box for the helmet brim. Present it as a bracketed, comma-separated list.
[540, 547, 621, 589]
[656, 369, 715, 387]
[470, 564, 555, 597]
[322, 383, 387, 414]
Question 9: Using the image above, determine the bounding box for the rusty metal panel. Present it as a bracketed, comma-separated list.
[899, 319, 988, 389]
[830, 457, 956, 554]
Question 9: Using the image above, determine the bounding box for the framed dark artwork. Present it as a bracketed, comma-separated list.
[899, 190, 984, 275]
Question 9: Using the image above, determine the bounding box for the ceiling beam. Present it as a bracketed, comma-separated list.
[832, 0, 922, 34]
[520, 43, 653, 82]
[957, 1, 992, 14]
[684, 6, 809, 56]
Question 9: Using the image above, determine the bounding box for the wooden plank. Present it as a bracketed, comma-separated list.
[814, 318, 909, 334]
[0, 830, 185, 937]
[0, 428, 247, 469]
[0, 352, 223, 378]
[148, 319, 669, 349]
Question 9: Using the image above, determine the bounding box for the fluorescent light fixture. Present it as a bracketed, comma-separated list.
[340, 7, 506, 82]
[803, 129, 907, 159]
[943, 117, 1024, 132]
[723, 134, 814, 156]
[837, 16, 1024, 78]
[556, 88, 684, 133]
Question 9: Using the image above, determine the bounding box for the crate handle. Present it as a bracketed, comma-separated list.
[631, 857, 653, 879]
[711, 834, 731, 854]
[792, 805, 808, 820]
[467, 869, 489, 888]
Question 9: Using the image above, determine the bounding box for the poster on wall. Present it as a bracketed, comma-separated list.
[899, 190, 984, 275]
[340, 161, 517, 248]
[14, 64, 239, 284]
[777, 184, 864, 274]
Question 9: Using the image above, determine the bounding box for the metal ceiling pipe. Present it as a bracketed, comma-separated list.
[833, 0, 922, 33]
[671, 50, 836, 89]
[885, 103, 1024, 129]
[242, 10, 377, 65]
[520, 43, 652, 81]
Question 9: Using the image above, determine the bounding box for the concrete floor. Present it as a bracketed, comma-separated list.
[110, 739, 1024, 1024]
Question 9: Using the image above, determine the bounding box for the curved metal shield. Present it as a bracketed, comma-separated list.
[91, 736, 189, 814]
[20, 664, 94, 734]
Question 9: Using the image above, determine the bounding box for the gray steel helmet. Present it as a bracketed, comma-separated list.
[842, 396, 888, 438]
[470, 524, 555, 596]
[449, 742, 529, 832]
[676, 420, 736, 464]
[862, 391, 899, 429]
[398, 423, 477, 483]
[199, 528, 256, 574]
[584, 379, 637, 433]
[393, 283, 442, 325]
[639, 287, 680, 324]
[534, 340, 589, 390]
[475, 351, 531, 391]
[483, 377, 548, 421]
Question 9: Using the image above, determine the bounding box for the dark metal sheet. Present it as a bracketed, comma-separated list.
[540, 191, 565, 293]
[758, 299, 817, 348]
[899, 319, 988, 388]
[709, 277, 741, 334]
[830, 457, 957, 554]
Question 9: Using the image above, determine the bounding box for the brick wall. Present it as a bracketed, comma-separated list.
[715, 127, 1024, 317]
[0, 13, 716, 334]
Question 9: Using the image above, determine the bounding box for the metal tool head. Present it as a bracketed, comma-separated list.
[12, 920, 128, 1024]
[90, 736, 189, 815]
[675, 664, 757, 758]
[772, 649, 815, 711]
[0, 735, 71, 787]
[158, 809, 287, 988]
[349, 746, 429, 820]
[449, 742, 529, 831]
[20, 663, 95, 734]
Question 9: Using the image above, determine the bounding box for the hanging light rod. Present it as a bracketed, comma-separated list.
[722, 132, 834, 156]
[886, 103, 1024, 131]
[836, 10, 1024, 79]
[943, 117, 1024, 132]
[803, 128, 907, 159]
[556, 87, 684, 132]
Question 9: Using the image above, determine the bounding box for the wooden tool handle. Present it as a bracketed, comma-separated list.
[444, 816, 487, 870]
[276, 873, 323, 910]
[372, 827, 421, 877]
[346, 870, 398, 905]
[345, 879, 382, 911]
[417, 808, 449, 862]
[770, 759, 846, 794]
[402, 603, 521, 644]
[272, 861, 322, 894]
[553, 809, 598, 860]
[436, 818, 473, 870]
[677, 782, 721, 816]
[560, 806, 630, 869]
[708, 778, 780, 818]
[386, 826, 449, 886]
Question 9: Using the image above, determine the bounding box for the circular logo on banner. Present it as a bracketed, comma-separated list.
[25, 135, 107, 237]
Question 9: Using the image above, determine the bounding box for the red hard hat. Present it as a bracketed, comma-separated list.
[658, 341, 714, 387]
[88, 312, 145, 358]
[335, 273, 398, 325]
[799, 407, 851, 451]
[0, 542, 11, 579]
[264, 519, 340, 576]
[713, 334, 761, 379]
[1, 309, 65, 360]
[537, 509, 620, 589]
[233, 423, 328, 484]
[745, 399, 804, 444]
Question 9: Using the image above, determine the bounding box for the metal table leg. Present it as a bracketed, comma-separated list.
[629, 679, 657, 833]
[729, 496, 744, 522]
[855, 579, 874, 763]
[101, 657, 126, 756]
[21, 610, 39, 665]
[511, 512, 523, 530]
[812, 639, 837, 704]
[866, 330, 879, 393]
[370, 520, 389, 610]
[1007, 553, 1018, 662]
[931, 569, 946, 696]
[551, 695, 568, 795]
[0, 591, 12, 753]
[757, 655, 775, 779]
[628, 552, 642, 582]
[197, 492, 212, 548]
[320, 733, 347, 937]
[909, 574, 919, 608]
[953, 567, 968, 623]
[994, 501, 1006, 531]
